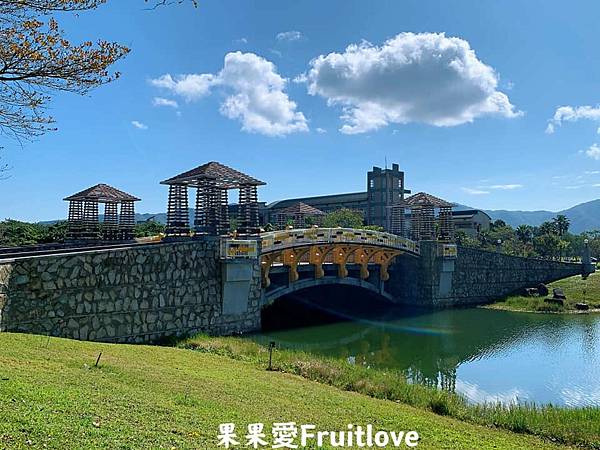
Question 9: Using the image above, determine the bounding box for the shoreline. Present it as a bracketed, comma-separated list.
[481, 304, 600, 314]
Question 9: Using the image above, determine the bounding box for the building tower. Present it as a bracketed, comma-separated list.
[366, 163, 406, 231]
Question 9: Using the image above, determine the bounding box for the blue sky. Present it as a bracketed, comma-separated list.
[3, 0, 600, 222]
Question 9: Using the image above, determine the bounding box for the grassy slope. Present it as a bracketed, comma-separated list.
[487, 271, 600, 312]
[181, 336, 600, 449]
[0, 333, 576, 450]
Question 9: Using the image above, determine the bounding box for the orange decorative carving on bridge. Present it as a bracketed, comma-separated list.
[259, 228, 415, 288]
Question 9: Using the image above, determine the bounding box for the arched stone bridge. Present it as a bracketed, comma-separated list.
[257, 228, 420, 303]
[0, 228, 594, 343]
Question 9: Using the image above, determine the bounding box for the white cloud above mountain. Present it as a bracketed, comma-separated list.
[461, 187, 490, 195]
[546, 105, 600, 134]
[488, 184, 523, 190]
[150, 74, 215, 102]
[585, 143, 600, 160]
[152, 97, 179, 108]
[150, 52, 308, 137]
[131, 121, 148, 130]
[276, 31, 303, 42]
[302, 32, 521, 134]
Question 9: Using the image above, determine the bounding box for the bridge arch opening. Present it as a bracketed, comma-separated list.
[261, 284, 397, 331]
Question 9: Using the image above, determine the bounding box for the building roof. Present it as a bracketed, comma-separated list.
[266, 191, 368, 210]
[405, 192, 453, 208]
[161, 161, 265, 188]
[452, 209, 492, 220]
[279, 202, 326, 216]
[64, 184, 140, 203]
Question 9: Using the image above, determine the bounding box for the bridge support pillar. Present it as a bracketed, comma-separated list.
[221, 260, 255, 315]
[582, 241, 595, 278]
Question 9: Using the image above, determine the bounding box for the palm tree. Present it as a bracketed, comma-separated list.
[553, 215, 570, 237]
[537, 220, 558, 236]
[515, 224, 533, 256]
[515, 224, 533, 243]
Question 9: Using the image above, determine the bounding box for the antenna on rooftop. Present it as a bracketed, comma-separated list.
[385, 156, 388, 169]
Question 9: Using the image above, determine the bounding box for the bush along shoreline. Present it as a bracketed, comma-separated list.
[486, 272, 600, 313]
[179, 335, 600, 449]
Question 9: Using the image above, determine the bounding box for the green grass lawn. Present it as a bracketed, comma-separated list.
[487, 271, 600, 313]
[0, 333, 585, 450]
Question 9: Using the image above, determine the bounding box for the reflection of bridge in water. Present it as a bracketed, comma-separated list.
[256, 307, 600, 396]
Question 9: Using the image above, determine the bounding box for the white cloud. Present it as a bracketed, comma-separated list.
[488, 184, 523, 190]
[269, 49, 283, 58]
[585, 143, 600, 160]
[456, 379, 526, 405]
[152, 97, 179, 108]
[546, 105, 600, 133]
[276, 31, 303, 42]
[234, 37, 248, 45]
[461, 187, 490, 195]
[585, 170, 600, 175]
[149, 73, 215, 101]
[303, 32, 521, 134]
[131, 121, 148, 130]
[150, 52, 308, 137]
[315, 127, 327, 134]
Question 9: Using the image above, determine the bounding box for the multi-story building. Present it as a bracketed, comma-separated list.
[262, 163, 410, 228]
[366, 163, 406, 230]
[255, 163, 490, 236]
[452, 209, 491, 237]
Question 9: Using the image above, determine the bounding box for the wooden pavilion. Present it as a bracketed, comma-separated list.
[276, 202, 326, 229]
[161, 161, 265, 237]
[400, 192, 455, 242]
[64, 184, 140, 241]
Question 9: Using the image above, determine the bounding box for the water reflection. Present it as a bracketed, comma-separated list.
[252, 302, 600, 406]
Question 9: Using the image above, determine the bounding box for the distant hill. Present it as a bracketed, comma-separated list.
[483, 199, 600, 234]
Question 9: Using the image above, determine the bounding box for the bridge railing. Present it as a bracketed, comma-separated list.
[260, 228, 420, 255]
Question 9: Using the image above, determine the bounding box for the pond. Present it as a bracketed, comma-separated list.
[253, 302, 600, 407]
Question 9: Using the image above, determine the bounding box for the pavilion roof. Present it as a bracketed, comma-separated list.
[404, 192, 453, 208]
[64, 184, 140, 203]
[279, 202, 326, 216]
[161, 161, 265, 188]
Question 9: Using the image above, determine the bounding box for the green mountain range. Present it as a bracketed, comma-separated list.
[482, 199, 600, 234]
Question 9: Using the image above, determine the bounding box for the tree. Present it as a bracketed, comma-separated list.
[322, 208, 364, 229]
[0, 0, 195, 141]
[515, 224, 533, 244]
[134, 220, 165, 237]
[491, 219, 506, 230]
[553, 214, 570, 237]
[533, 233, 561, 260]
[536, 220, 557, 237]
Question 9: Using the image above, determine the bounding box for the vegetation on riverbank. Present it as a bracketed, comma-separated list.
[0, 219, 165, 247]
[180, 335, 600, 449]
[487, 271, 600, 313]
[0, 333, 577, 450]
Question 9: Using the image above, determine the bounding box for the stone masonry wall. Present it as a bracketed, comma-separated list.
[389, 242, 584, 307]
[0, 240, 261, 343]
